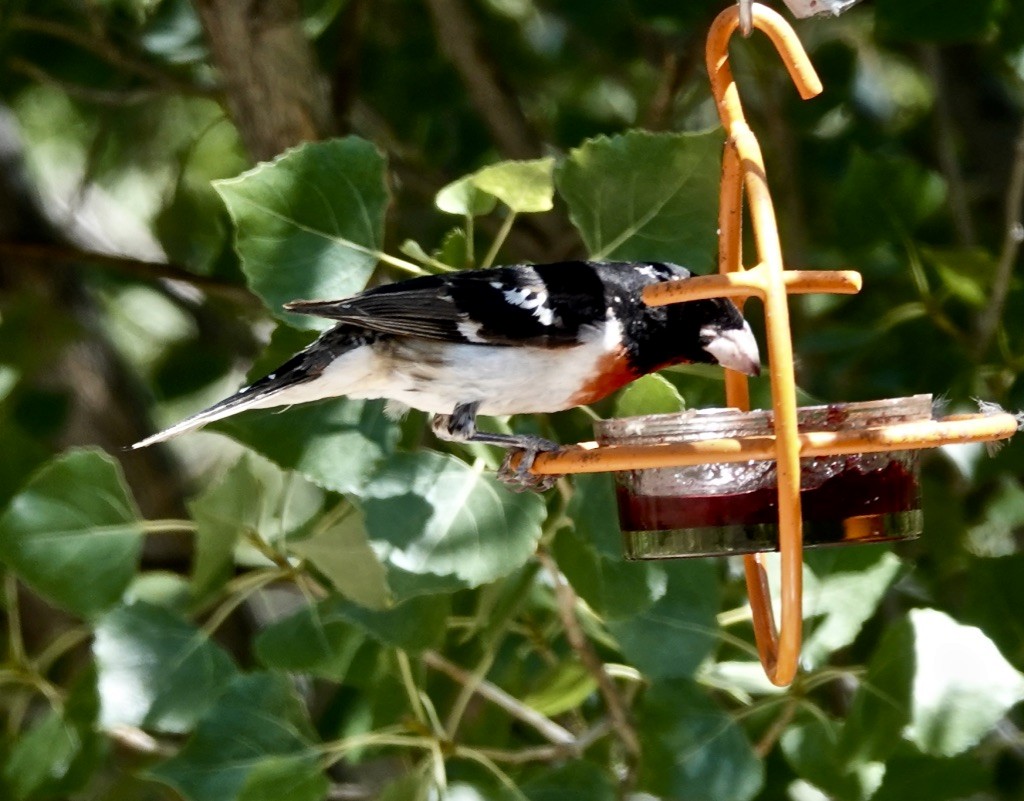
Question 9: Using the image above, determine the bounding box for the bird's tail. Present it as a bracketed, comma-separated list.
[130, 382, 278, 449]
[131, 326, 366, 449]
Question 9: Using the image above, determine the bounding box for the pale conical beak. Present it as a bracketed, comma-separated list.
[702, 320, 762, 377]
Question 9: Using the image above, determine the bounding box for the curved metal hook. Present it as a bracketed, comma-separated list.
[708, 3, 822, 134]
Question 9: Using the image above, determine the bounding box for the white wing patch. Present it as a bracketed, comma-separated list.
[502, 285, 558, 327]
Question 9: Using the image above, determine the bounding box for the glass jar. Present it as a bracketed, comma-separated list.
[593, 395, 930, 559]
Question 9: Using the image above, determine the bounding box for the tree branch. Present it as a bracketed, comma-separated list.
[193, 0, 332, 160]
[535, 549, 641, 760]
[424, 0, 541, 160]
[0, 241, 258, 306]
[975, 118, 1024, 358]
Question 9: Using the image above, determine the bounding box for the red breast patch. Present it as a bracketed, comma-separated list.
[569, 346, 639, 406]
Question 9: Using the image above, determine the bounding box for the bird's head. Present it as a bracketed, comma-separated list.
[630, 293, 761, 377]
[696, 301, 761, 377]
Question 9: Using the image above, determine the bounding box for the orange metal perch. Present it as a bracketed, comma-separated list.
[521, 3, 1017, 686]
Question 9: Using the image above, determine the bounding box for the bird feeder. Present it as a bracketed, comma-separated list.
[522, 3, 1019, 686]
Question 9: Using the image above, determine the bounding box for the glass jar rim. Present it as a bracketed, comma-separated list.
[594, 394, 934, 444]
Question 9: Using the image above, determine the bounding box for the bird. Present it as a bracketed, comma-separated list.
[132, 260, 760, 489]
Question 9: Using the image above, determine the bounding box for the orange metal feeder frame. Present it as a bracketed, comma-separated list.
[522, 3, 1019, 686]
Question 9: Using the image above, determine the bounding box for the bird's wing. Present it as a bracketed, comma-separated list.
[284, 263, 611, 347]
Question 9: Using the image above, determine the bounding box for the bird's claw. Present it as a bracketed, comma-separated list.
[498, 437, 562, 493]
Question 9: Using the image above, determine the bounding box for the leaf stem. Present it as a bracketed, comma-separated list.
[141, 519, 198, 535]
[33, 627, 91, 674]
[482, 211, 517, 268]
[4, 574, 25, 667]
[320, 730, 437, 766]
[396, 650, 429, 727]
[423, 649, 575, 745]
[453, 746, 530, 800]
[201, 569, 286, 637]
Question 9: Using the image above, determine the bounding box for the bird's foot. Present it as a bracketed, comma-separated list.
[498, 436, 562, 493]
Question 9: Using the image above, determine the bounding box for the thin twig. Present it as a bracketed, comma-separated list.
[0, 241, 259, 305]
[921, 45, 976, 247]
[10, 14, 213, 97]
[472, 720, 613, 765]
[8, 58, 167, 106]
[976, 118, 1024, 358]
[442, 646, 496, 736]
[422, 650, 576, 746]
[753, 697, 798, 757]
[535, 549, 641, 759]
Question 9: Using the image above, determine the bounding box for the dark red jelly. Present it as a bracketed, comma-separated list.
[616, 459, 920, 553]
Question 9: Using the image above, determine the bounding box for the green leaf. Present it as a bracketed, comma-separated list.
[125, 571, 192, 612]
[511, 761, 616, 801]
[839, 615, 915, 765]
[436, 175, 498, 217]
[904, 608, 1024, 756]
[149, 672, 323, 801]
[214, 137, 389, 331]
[607, 560, 719, 678]
[964, 552, 1024, 665]
[188, 453, 325, 599]
[4, 712, 81, 800]
[522, 661, 598, 717]
[964, 477, 1024, 558]
[93, 601, 237, 734]
[289, 505, 390, 609]
[841, 608, 1024, 762]
[235, 754, 329, 801]
[361, 452, 546, 600]
[556, 129, 723, 268]
[554, 473, 667, 619]
[398, 239, 434, 266]
[801, 546, 903, 669]
[255, 597, 366, 680]
[216, 398, 399, 495]
[835, 149, 945, 248]
[333, 593, 450, 652]
[435, 228, 470, 270]
[637, 679, 763, 801]
[869, 753, 989, 801]
[925, 247, 994, 309]
[3, 667, 106, 800]
[614, 374, 685, 418]
[780, 713, 884, 801]
[876, 0, 1001, 42]
[470, 158, 555, 213]
[0, 448, 143, 618]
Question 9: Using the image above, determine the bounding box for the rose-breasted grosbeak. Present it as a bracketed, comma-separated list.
[133, 260, 760, 489]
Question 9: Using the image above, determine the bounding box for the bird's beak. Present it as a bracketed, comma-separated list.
[702, 320, 762, 377]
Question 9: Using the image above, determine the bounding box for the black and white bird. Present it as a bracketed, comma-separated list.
[133, 261, 760, 489]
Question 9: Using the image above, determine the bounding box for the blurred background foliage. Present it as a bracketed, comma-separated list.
[1, 0, 1024, 799]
